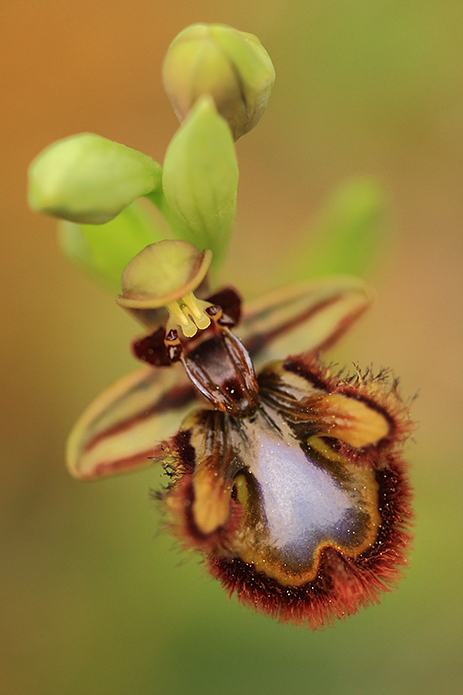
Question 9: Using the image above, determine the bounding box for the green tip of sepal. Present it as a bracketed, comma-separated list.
[285, 177, 390, 282]
[28, 133, 163, 225]
[162, 96, 239, 266]
[58, 200, 166, 292]
[163, 23, 275, 140]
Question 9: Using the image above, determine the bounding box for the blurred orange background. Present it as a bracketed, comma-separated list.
[2, 2, 463, 694]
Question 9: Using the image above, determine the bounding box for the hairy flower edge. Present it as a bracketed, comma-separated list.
[157, 358, 413, 628]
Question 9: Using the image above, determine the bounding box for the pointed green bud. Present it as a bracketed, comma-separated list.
[58, 200, 166, 292]
[28, 133, 162, 224]
[162, 96, 238, 265]
[162, 23, 275, 140]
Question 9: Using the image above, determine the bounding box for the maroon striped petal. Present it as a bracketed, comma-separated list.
[66, 364, 195, 480]
[66, 278, 372, 481]
[238, 276, 373, 366]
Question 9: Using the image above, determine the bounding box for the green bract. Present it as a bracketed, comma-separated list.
[286, 178, 389, 283]
[28, 133, 162, 224]
[163, 23, 275, 140]
[59, 201, 165, 292]
[162, 96, 239, 265]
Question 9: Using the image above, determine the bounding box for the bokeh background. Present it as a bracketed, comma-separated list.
[2, 1, 463, 694]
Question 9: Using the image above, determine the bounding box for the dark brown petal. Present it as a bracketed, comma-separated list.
[181, 328, 258, 416]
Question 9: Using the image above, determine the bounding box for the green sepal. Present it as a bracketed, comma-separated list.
[58, 200, 166, 292]
[162, 96, 239, 266]
[29, 133, 162, 224]
[285, 178, 389, 282]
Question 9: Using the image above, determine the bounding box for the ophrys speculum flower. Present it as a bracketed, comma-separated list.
[29, 22, 413, 628]
[67, 241, 412, 628]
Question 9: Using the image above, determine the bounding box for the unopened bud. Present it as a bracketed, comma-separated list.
[28, 133, 162, 224]
[162, 24, 275, 140]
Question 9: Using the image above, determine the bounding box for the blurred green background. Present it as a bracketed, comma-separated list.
[2, 1, 463, 694]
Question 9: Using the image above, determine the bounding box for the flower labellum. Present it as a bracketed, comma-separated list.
[163, 358, 412, 627]
[67, 241, 413, 628]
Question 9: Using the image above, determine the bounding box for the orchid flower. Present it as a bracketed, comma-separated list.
[28, 23, 413, 628]
[65, 241, 412, 628]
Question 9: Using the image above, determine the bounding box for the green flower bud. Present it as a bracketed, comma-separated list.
[162, 23, 275, 140]
[28, 133, 162, 224]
